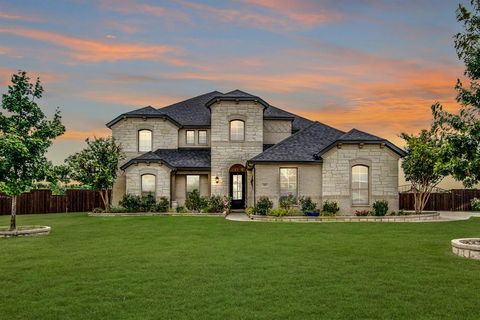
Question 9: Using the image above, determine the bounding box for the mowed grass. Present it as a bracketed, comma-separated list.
[0, 214, 479, 320]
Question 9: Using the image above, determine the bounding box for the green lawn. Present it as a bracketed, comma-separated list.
[0, 214, 479, 320]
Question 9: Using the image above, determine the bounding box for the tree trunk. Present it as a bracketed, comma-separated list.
[99, 190, 106, 210]
[104, 189, 110, 212]
[10, 195, 17, 230]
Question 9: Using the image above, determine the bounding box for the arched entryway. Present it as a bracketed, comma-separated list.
[229, 164, 246, 209]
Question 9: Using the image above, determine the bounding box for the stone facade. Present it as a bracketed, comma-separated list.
[321, 144, 400, 214]
[174, 173, 210, 206]
[263, 120, 292, 144]
[124, 163, 171, 200]
[254, 163, 322, 207]
[111, 118, 178, 204]
[110, 96, 401, 213]
[178, 129, 211, 148]
[210, 101, 264, 196]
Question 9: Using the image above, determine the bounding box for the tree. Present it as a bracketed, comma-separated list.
[0, 71, 65, 230]
[400, 130, 449, 213]
[66, 137, 124, 211]
[432, 0, 480, 188]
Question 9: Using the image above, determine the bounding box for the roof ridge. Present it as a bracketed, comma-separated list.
[158, 91, 222, 110]
[250, 121, 318, 159]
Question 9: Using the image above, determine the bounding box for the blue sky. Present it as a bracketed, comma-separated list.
[0, 0, 465, 164]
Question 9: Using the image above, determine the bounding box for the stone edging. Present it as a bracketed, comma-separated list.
[0, 226, 51, 238]
[451, 238, 480, 260]
[250, 212, 440, 222]
[89, 212, 224, 217]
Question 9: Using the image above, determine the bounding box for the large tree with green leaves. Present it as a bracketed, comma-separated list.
[401, 130, 449, 213]
[66, 137, 124, 211]
[0, 71, 65, 230]
[432, 0, 480, 188]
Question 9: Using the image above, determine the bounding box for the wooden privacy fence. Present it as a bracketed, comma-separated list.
[0, 189, 108, 215]
[399, 189, 480, 211]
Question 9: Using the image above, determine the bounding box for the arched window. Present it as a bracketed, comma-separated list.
[141, 174, 156, 196]
[230, 120, 245, 141]
[138, 130, 152, 152]
[351, 165, 369, 205]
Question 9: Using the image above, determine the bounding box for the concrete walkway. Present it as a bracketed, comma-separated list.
[225, 211, 480, 222]
[438, 211, 480, 221]
[225, 212, 251, 222]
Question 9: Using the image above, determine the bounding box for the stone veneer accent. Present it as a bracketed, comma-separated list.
[210, 101, 264, 196]
[111, 118, 178, 204]
[321, 144, 400, 215]
[254, 163, 322, 207]
[174, 173, 210, 206]
[124, 163, 171, 200]
[263, 119, 292, 144]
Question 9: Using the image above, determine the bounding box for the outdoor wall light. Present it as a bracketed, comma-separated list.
[215, 176, 220, 184]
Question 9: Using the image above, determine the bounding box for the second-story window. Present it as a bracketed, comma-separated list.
[198, 130, 207, 145]
[186, 130, 195, 145]
[138, 130, 152, 152]
[230, 120, 245, 141]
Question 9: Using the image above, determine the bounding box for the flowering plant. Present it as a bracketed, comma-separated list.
[223, 196, 232, 210]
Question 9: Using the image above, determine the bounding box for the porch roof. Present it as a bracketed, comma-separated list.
[120, 148, 211, 171]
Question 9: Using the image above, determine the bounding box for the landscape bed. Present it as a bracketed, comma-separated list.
[0, 213, 479, 319]
[250, 212, 440, 222]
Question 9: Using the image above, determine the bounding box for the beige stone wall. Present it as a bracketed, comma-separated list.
[111, 118, 178, 204]
[111, 118, 178, 153]
[178, 129, 211, 148]
[174, 174, 210, 206]
[210, 101, 264, 196]
[263, 120, 292, 144]
[254, 163, 322, 207]
[321, 144, 400, 215]
[124, 163, 172, 200]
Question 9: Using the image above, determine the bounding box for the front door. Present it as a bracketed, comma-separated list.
[230, 172, 245, 209]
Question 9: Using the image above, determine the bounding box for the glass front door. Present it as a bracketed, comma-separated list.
[230, 172, 245, 209]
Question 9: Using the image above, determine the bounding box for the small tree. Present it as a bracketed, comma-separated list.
[432, 1, 480, 188]
[400, 130, 448, 213]
[66, 137, 124, 211]
[0, 71, 65, 230]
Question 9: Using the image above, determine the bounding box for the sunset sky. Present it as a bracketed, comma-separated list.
[0, 1, 467, 186]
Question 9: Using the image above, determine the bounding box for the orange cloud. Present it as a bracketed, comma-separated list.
[58, 129, 110, 141]
[0, 67, 64, 87]
[0, 11, 42, 22]
[81, 90, 182, 107]
[241, 0, 342, 27]
[0, 26, 183, 64]
[162, 71, 346, 93]
[99, 0, 190, 22]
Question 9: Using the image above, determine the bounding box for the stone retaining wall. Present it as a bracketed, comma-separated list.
[451, 238, 480, 260]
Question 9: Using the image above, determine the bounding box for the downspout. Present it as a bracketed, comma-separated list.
[253, 165, 256, 206]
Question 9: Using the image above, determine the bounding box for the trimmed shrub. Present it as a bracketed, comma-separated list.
[140, 194, 156, 212]
[322, 200, 340, 215]
[109, 206, 128, 213]
[372, 200, 389, 216]
[204, 195, 224, 213]
[92, 207, 104, 213]
[176, 206, 189, 213]
[355, 210, 370, 216]
[255, 197, 273, 215]
[279, 194, 297, 210]
[471, 198, 480, 211]
[119, 194, 142, 212]
[155, 197, 170, 212]
[299, 196, 317, 213]
[185, 189, 207, 212]
[267, 207, 288, 217]
[245, 207, 255, 216]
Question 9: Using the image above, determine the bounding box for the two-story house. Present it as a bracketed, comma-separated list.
[107, 90, 405, 214]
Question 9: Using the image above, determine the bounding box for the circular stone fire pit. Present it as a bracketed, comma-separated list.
[451, 238, 480, 260]
[0, 226, 51, 238]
